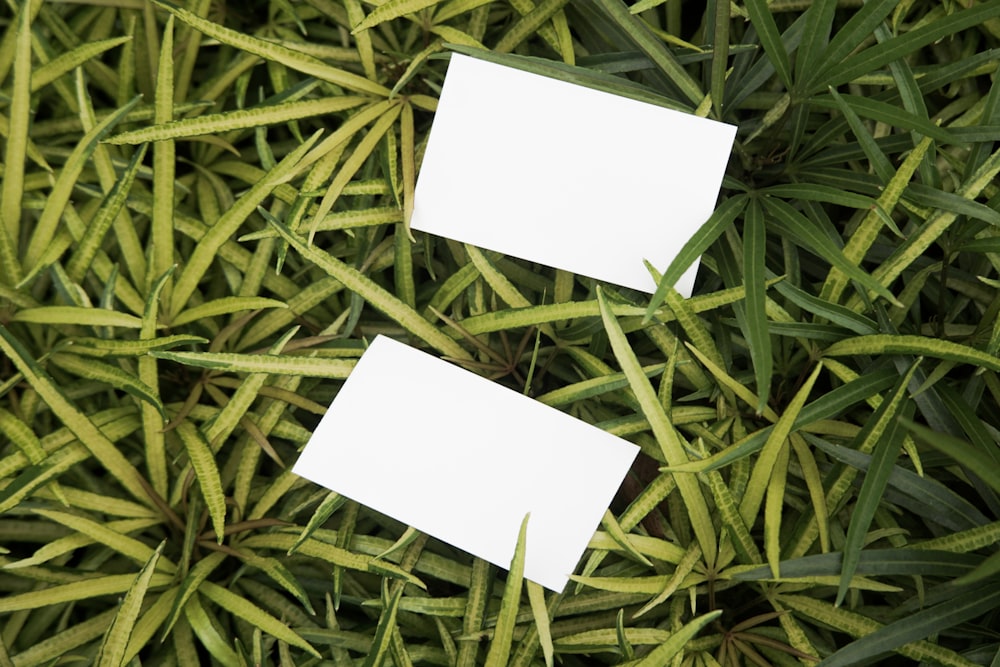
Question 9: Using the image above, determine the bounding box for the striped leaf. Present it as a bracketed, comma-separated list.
[49, 352, 164, 416]
[0, 325, 148, 502]
[24, 90, 140, 268]
[107, 96, 369, 144]
[171, 296, 287, 327]
[645, 195, 747, 322]
[34, 509, 176, 573]
[0, 573, 173, 613]
[152, 350, 356, 378]
[95, 542, 165, 667]
[202, 580, 321, 656]
[153, 0, 390, 96]
[12, 306, 143, 329]
[174, 422, 227, 544]
[837, 360, 919, 606]
[763, 197, 901, 307]
[170, 130, 321, 315]
[599, 287, 717, 564]
[161, 552, 227, 641]
[740, 362, 822, 527]
[526, 581, 554, 667]
[66, 134, 148, 283]
[0, 0, 32, 275]
[64, 335, 208, 357]
[353, 0, 440, 32]
[267, 219, 471, 360]
[484, 513, 528, 667]
[824, 335, 1000, 373]
[590, 0, 704, 106]
[633, 610, 722, 666]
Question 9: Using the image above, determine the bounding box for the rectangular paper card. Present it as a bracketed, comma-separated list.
[410, 53, 737, 296]
[292, 335, 639, 591]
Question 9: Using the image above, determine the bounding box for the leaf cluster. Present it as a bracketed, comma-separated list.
[1, 0, 1000, 665]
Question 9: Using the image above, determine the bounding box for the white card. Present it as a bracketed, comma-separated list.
[292, 335, 639, 591]
[411, 53, 737, 296]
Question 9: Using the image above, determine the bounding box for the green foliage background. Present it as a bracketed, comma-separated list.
[2, 0, 1000, 664]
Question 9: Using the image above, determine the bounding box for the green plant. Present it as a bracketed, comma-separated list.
[2, 0, 1000, 664]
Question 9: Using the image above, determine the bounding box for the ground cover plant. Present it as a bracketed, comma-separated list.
[2, 0, 1000, 664]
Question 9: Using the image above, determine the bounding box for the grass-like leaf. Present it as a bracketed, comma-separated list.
[153, 0, 390, 96]
[599, 287, 718, 564]
[95, 541, 165, 667]
[837, 359, 919, 606]
[484, 513, 528, 667]
[267, 219, 471, 360]
[631, 609, 722, 666]
[151, 350, 355, 378]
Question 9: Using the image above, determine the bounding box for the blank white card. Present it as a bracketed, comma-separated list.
[411, 53, 737, 296]
[292, 336, 639, 591]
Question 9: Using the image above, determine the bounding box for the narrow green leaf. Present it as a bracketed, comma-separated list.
[34, 508, 175, 573]
[161, 552, 227, 641]
[267, 221, 471, 360]
[731, 549, 984, 580]
[740, 362, 822, 526]
[108, 96, 370, 144]
[743, 200, 771, 413]
[645, 195, 747, 322]
[12, 306, 143, 329]
[0, 573, 172, 613]
[242, 552, 316, 616]
[152, 349, 355, 378]
[484, 513, 528, 667]
[289, 491, 347, 555]
[153, 0, 390, 96]
[95, 542, 165, 667]
[807, 434, 989, 531]
[783, 594, 980, 666]
[0, 325, 148, 502]
[495, 0, 570, 54]
[457, 557, 492, 667]
[744, 0, 792, 90]
[809, 0, 897, 91]
[65, 335, 208, 357]
[763, 197, 901, 307]
[170, 130, 322, 315]
[764, 443, 790, 576]
[174, 422, 227, 543]
[307, 104, 403, 238]
[599, 287, 717, 564]
[600, 510, 653, 567]
[362, 583, 405, 667]
[825, 335, 1000, 374]
[171, 297, 287, 327]
[792, 0, 836, 90]
[710, 0, 729, 116]
[0, 1, 33, 271]
[32, 35, 131, 91]
[633, 610, 722, 666]
[902, 420, 1000, 497]
[446, 45, 692, 112]
[526, 581, 554, 667]
[353, 0, 440, 32]
[590, 0, 705, 106]
[184, 592, 241, 667]
[837, 360, 919, 606]
[49, 352, 164, 416]
[811, 0, 1000, 93]
[817, 583, 1000, 667]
